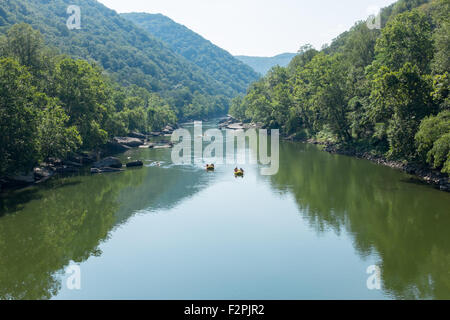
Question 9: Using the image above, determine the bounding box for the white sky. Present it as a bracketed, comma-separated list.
[97, 0, 397, 57]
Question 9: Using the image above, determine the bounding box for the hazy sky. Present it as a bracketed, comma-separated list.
[98, 0, 397, 57]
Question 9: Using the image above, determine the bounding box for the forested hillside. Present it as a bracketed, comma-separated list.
[122, 13, 260, 96]
[0, 23, 179, 178]
[235, 53, 297, 75]
[230, 0, 449, 174]
[0, 0, 232, 119]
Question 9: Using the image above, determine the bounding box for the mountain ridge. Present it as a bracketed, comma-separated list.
[121, 12, 260, 96]
[235, 52, 297, 75]
[0, 0, 235, 117]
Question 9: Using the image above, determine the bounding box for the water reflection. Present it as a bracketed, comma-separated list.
[270, 142, 450, 299]
[0, 149, 209, 299]
[0, 125, 449, 300]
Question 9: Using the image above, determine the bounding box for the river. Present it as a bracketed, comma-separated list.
[0, 121, 449, 300]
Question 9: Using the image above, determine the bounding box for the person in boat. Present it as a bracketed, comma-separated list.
[240, 168, 244, 174]
[234, 167, 238, 173]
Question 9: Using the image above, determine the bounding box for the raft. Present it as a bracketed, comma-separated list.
[234, 170, 244, 176]
[206, 165, 215, 171]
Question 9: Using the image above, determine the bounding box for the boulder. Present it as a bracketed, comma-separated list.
[153, 143, 173, 149]
[128, 132, 147, 140]
[150, 132, 162, 137]
[126, 160, 144, 168]
[114, 137, 144, 148]
[162, 125, 175, 134]
[139, 143, 155, 149]
[34, 167, 54, 182]
[92, 157, 123, 169]
[104, 141, 131, 154]
[80, 152, 97, 164]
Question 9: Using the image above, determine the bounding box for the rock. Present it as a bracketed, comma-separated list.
[47, 158, 63, 166]
[34, 167, 54, 182]
[139, 143, 155, 149]
[126, 160, 144, 168]
[150, 132, 162, 137]
[114, 137, 144, 148]
[127, 132, 147, 140]
[226, 123, 245, 130]
[104, 141, 131, 154]
[80, 152, 97, 164]
[91, 167, 124, 174]
[92, 157, 123, 169]
[153, 144, 173, 149]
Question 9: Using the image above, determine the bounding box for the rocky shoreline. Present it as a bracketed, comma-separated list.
[296, 138, 449, 192]
[218, 116, 263, 130]
[221, 115, 449, 192]
[0, 125, 176, 193]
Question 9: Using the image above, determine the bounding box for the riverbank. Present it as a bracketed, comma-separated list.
[296, 138, 450, 192]
[0, 125, 177, 193]
[222, 115, 449, 192]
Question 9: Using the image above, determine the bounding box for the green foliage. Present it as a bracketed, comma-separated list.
[121, 13, 259, 96]
[0, 0, 235, 119]
[3, 23, 43, 70]
[430, 0, 450, 74]
[370, 63, 434, 159]
[38, 101, 82, 160]
[0, 58, 41, 175]
[0, 24, 181, 176]
[235, 0, 449, 173]
[416, 110, 450, 173]
[229, 95, 247, 121]
[54, 58, 110, 150]
[375, 9, 433, 73]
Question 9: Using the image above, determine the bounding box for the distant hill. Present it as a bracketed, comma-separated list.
[121, 12, 260, 95]
[0, 0, 234, 116]
[235, 53, 297, 75]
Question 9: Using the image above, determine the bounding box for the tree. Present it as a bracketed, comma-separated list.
[0, 58, 40, 175]
[375, 10, 433, 73]
[370, 63, 434, 159]
[229, 95, 247, 121]
[55, 58, 110, 149]
[430, 0, 450, 75]
[38, 101, 82, 161]
[3, 23, 44, 71]
[415, 110, 450, 173]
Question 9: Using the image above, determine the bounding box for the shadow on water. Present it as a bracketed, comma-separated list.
[1, 122, 449, 300]
[269, 142, 450, 299]
[0, 146, 210, 299]
[0, 180, 83, 217]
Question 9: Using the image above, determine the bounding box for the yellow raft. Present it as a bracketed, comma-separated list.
[206, 164, 215, 171]
[234, 170, 244, 176]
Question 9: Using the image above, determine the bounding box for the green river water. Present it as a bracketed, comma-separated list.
[0, 121, 449, 300]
